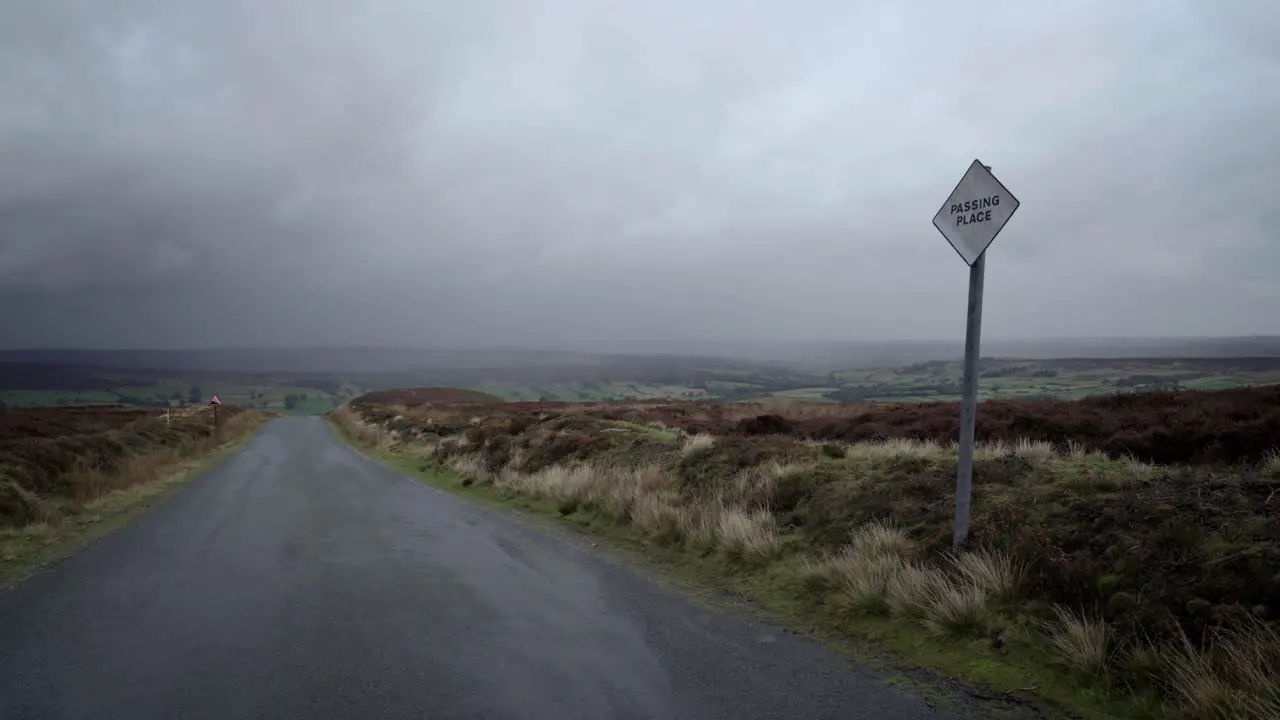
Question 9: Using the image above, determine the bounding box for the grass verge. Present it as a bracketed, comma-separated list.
[337, 407, 1241, 719]
[334, 398, 1280, 719]
[0, 410, 271, 588]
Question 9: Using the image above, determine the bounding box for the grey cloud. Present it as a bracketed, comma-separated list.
[1, 0, 1277, 352]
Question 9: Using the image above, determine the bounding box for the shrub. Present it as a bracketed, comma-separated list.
[1, 405, 258, 527]
[803, 386, 1280, 466]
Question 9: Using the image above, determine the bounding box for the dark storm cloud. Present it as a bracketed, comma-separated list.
[1, 0, 1278, 350]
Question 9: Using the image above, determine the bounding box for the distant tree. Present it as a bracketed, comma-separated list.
[284, 394, 299, 410]
[188, 385, 202, 404]
[0, 399, 6, 414]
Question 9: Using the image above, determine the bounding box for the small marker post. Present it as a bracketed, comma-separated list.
[208, 394, 224, 442]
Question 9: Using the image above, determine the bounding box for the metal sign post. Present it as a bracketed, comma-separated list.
[208, 393, 223, 442]
[931, 160, 1020, 547]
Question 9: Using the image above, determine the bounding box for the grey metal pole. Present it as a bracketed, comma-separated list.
[953, 249, 986, 547]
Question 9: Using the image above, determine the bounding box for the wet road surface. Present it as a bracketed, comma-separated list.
[0, 417, 954, 720]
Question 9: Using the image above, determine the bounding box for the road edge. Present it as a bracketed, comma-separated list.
[325, 415, 1070, 720]
[0, 413, 274, 590]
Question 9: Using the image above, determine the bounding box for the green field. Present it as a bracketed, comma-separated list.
[815, 357, 1280, 403]
[458, 358, 1280, 406]
[0, 382, 339, 415]
[4, 356, 1279, 411]
[470, 381, 709, 402]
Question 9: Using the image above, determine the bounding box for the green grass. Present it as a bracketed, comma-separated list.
[1180, 376, 1244, 390]
[467, 381, 708, 403]
[114, 380, 192, 398]
[771, 387, 840, 400]
[283, 396, 337, 415]
[1, 390, 122, 407]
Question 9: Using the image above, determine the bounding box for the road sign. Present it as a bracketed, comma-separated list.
[208, 394, 223, 406]
[932, 159, 1020, 266]
[931, 159, 1021, 548]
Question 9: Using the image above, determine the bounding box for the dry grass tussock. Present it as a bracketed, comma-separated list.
[803, 523, 914, 618]
[885, 563, 948, 619]
[443, 447, 782, 559]
[446, 454, 490, 483]
[916, 582, 990, 637]
[1046, 611, 1280, 717]
[849, 520, 917, 558]
[331, 405, 394, 449]
[881, 564, 990, 637]
[680, 432, 715, 457]
[949, 547, 1023, 601]
[631, 493, 689, 540]
[841, 436, 1143, 469]
[1263, 448, 1280, 477]
[1050, 606, 1110, 678]
[711, 503, 781, 559]
[799, 524, 1012, 637]
[828, 552, 905, 617]
[1159, 620, 1280, 720]
[976, 438, 1056, 462]
[845, 438, 948, 462]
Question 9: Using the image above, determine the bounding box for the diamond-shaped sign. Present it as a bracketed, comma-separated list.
[932, 160, 1020, 266]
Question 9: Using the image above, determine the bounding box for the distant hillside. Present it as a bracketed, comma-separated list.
[0, 362, 282, 391]
[715, 336, 1280, 370]
[351, 387, 503, 406]
[5, 337, 1276, 374]
[0, 347, 763, 375]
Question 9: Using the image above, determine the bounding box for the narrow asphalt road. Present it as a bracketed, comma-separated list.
[0, 417, 956, 720]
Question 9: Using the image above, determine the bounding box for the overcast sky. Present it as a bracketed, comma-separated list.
[1, 0, 1277, 352]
